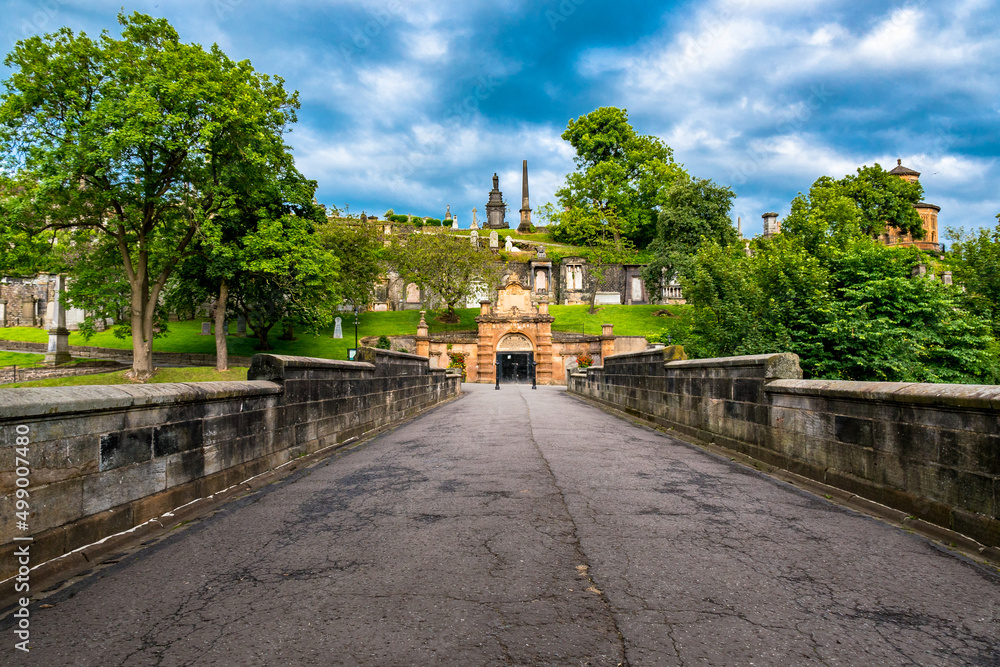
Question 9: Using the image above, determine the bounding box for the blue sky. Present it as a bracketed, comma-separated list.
[2, 0, 998, 239]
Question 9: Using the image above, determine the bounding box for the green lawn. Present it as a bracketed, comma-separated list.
[0, 351, 46, 367]
[0, 304, 691, 362]
[1, 366, 249, 388]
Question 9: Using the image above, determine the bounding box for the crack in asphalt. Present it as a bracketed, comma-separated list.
[516, 386, 631, 667]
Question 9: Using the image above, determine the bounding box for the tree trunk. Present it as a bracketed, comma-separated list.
[215, 278, 229, 371]
[127, 272, 156, 380]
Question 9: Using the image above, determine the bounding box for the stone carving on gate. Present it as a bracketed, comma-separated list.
[497, 332, 533, 351]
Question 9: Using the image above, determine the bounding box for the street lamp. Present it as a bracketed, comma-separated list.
[495, 358, 500, 390]
[530, 357, 537, 390]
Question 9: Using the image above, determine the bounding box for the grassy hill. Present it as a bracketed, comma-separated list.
[0, 304, 690, 363]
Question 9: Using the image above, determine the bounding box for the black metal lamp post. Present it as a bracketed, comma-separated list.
[530, 358, 537, 389]
[495, 359, 500, 390]
[354, 308, 360, 349]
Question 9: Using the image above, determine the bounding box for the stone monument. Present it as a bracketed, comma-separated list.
[44, 274, 71, 365]
[470, 230, 479, 246]
[470, 207, 479, 230]
[237, 314, 247, 337]
[518, 159, 532, 233]
[200, 322, 211, 335]
[504, 236, 514, 251]
[489, 230, 499, 248]
[485, 173, 508, 229]
[334, 316, 343, 339]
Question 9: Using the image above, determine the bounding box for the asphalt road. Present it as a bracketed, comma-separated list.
[5, 384, 999, 665]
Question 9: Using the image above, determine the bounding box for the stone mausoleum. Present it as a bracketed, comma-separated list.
[410, 274, 648, 385]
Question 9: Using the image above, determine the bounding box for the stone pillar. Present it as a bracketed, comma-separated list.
[476, 310, 495, 386]
[600, 323, 615, 362]
[0, 299, 6, 328]
[537, 307, 554, 385]
[44, 275, 72, 365]
[415, 310, 430, 357]
[237, 315, 247, 337]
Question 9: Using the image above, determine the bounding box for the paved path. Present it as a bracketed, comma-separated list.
[6, 384, 1000, 665]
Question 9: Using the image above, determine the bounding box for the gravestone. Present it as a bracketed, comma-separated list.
[200, 322, 211, 335]
[0, 299, 6, 328]
[504, 236, 514, 251]
[537, 246, 546, 258]
[237, 315, 247, 337]
[470, 207, 479, 230]
[489, 230, 499, 248]
[44, 274, 71, 365]
[470, 230, 479, 246]
[451, 216, 459, 230]
[334, 316, 343, 339]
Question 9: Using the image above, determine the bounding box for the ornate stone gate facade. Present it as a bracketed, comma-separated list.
[475, 275, 555, 385]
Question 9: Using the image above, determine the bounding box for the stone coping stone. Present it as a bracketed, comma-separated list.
[767, 379, 1000, 410]
[602, 345, 688, 364]
[247, 354, 375, 382]
[666, 352, 801, 379]
[356, 347, 430, 363]
[0, 381, 282, 420]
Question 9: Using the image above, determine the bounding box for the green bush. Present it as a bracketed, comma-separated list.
[389, 214, 409, 223]
[375, 335, 392, 349]
[425, 218, 442, 226]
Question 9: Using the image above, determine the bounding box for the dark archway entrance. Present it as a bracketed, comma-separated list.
[497, 352, 533, 384]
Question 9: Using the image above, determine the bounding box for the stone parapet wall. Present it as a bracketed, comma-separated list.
[0, 349, 460, 580]
[0, 339, 253, 367]
[569, 350, 1000, 549]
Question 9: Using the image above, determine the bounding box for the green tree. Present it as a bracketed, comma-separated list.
[389, 233, 502, 322]
[229, 211, 338, 351]
[682, 206, 995, 382]
[643, 177, 737, 300]
[548, 107, 687, 248]
[947, 217, 1000, 337]
[838, 164, 924, 238]
[0, 13, 301, 378]
[317, 216, 385, 312]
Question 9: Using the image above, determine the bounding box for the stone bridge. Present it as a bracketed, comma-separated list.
[1, 349, 998, 665]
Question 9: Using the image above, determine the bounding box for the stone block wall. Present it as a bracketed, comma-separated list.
[0, 349, 460, 580]
[0, 340, 253, 367]
[569, 350, 1000, 549]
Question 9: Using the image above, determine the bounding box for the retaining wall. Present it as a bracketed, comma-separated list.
[568, 348, 1000, 549]
[0, 348, 460, 580]
[0, 339, 252, 367]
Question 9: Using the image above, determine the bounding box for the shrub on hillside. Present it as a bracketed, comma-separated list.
[375, 335, 392, 349]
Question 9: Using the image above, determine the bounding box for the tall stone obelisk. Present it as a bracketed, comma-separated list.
[518, 160, 532, 233]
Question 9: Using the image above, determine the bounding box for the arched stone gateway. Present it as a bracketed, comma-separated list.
[476, 275, 554, 385]
[496, 332, 535, 384]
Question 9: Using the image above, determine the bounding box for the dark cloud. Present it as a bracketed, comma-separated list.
[1, 0, 996, 236]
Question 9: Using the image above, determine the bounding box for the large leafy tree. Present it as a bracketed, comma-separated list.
[839, 164, 924, 238]
[228, 208, 338, 352]
[317, 216, 385, 313]
[547, 107, 687, 248]
[642, 177, 737, 299]
[388, 232, 502, 323]
[169, 173, 331, 364]
[0, 12, 301, 378]
[947, 217, 1000, 337]
[680, 174, 996, 382]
